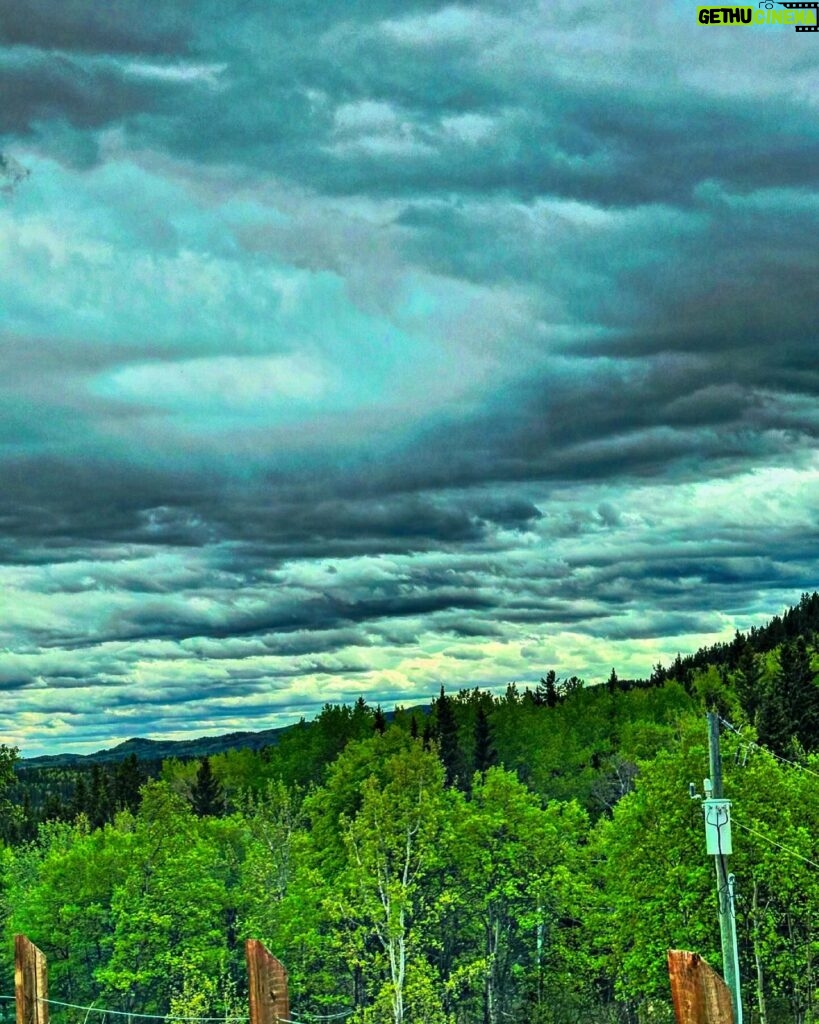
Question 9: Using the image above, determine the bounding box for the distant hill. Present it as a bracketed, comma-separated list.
[19, 706, 421, 771]
[20, 724, 292, 770]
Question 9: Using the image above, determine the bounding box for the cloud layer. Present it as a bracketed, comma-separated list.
[2, 0, 818, 754]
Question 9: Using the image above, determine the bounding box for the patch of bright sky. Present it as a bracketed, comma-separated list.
[123, 61, 228, 86]
[4, 447, 817, 756]
[380, 5, 501, 46]
[2, 153, 530, 454]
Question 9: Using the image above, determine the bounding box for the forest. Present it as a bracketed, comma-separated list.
[2, 593, 819, 1024]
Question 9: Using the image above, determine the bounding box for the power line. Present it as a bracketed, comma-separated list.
[718, 718, 819, 780]
[732, 819, 819, 871]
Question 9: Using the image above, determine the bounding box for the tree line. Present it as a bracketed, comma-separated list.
[1, 595, 819, 1024]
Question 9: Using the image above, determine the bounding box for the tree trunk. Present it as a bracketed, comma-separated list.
[751, 881, 768, 1024]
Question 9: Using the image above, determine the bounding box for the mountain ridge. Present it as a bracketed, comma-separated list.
[19, 724, 293, 770]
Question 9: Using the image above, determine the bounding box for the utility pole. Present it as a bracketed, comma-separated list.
[706, 713, 743, 1024]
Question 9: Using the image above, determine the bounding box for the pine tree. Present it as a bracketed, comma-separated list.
[758, 637, 819, 756]
[735, 643, 762, 723]
[373, 706, 387, 734]
[434, 687, 462, 787]
[72, 774, 88, 819]
[535, 670, 559, 708]
[473, 704, 497, 776]
[88, 764, 112, 828]
[191, 756, 223, 817]
[114, 753, 143, 814]
[784, 638, 819, 752]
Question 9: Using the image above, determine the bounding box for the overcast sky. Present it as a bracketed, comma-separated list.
[2, 1, 818, 756]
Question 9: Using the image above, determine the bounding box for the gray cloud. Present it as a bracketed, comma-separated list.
[2, 0, 818, 754]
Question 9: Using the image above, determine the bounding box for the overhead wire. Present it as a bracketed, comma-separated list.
[713, 717, 819, 870]
[718, 717, 819, 780]
[732, 819, 819, 871]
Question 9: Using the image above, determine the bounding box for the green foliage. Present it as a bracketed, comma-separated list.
[592, 716, 719, 1007]
[758, 637, 819, 756]
[332, 741, 452, 1024]
[4, 816, 132, 1003]
[0, 743, 20, 840]
[6, 596, 819, 1023]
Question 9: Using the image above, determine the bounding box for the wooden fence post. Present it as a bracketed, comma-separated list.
[246, 940, 289, 1024]
[668, 949, 734, 1024]
[14, 936, 48, 1024]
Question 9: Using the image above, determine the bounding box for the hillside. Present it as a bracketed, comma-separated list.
[2, 594, 819, 1024]
[20, 724, 293, 770]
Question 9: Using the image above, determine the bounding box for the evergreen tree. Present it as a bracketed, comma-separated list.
[88, 764, 112, 828]
[434, 687, 462, 787]
[783, 637, 819, 752]
[758, 637, 819, 756]
[351, 696, 372, 734]
[537, 670, 559, 708]
[72, 774, 88, 819]
[473, 704, 497, 776]
[735, 642, 762, 723]
[558, 675, 584, 700]
[191, 757, 223, 817]
[114, 753, 143, 814]
[373, 706, 387, 734]
[42, 792, 69, 823]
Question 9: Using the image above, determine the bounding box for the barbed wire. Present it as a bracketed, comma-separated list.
[275, 1011, 354, 1023]
[0, 994, 354, 1024]
[0, 995, 247, 1022]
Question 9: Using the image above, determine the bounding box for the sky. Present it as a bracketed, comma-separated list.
[2, 0, 819, 756]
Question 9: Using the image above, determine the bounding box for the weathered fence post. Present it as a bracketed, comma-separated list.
[668, 949, 733, 1024]
[246, 940, 289, 1024]
[15, 936, 48, 1024]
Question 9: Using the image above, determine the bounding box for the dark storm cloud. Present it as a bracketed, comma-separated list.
[10, 0, 816, 214]
[0, 676, 34, 692]
[0, 449, 544, 558]
[0, 0, 191, 55]
[0, 52, 190, 143]
[108, 587, 495, 646]
[183, 629, 375, 660]
[588, 612, 724, 642]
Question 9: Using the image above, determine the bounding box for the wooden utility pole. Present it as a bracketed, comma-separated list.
[14, 936, 48, 1024]
[706, 713, 742, 1024]
[668, 950, 733, 1024]
[246, 940, 289, 1024]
